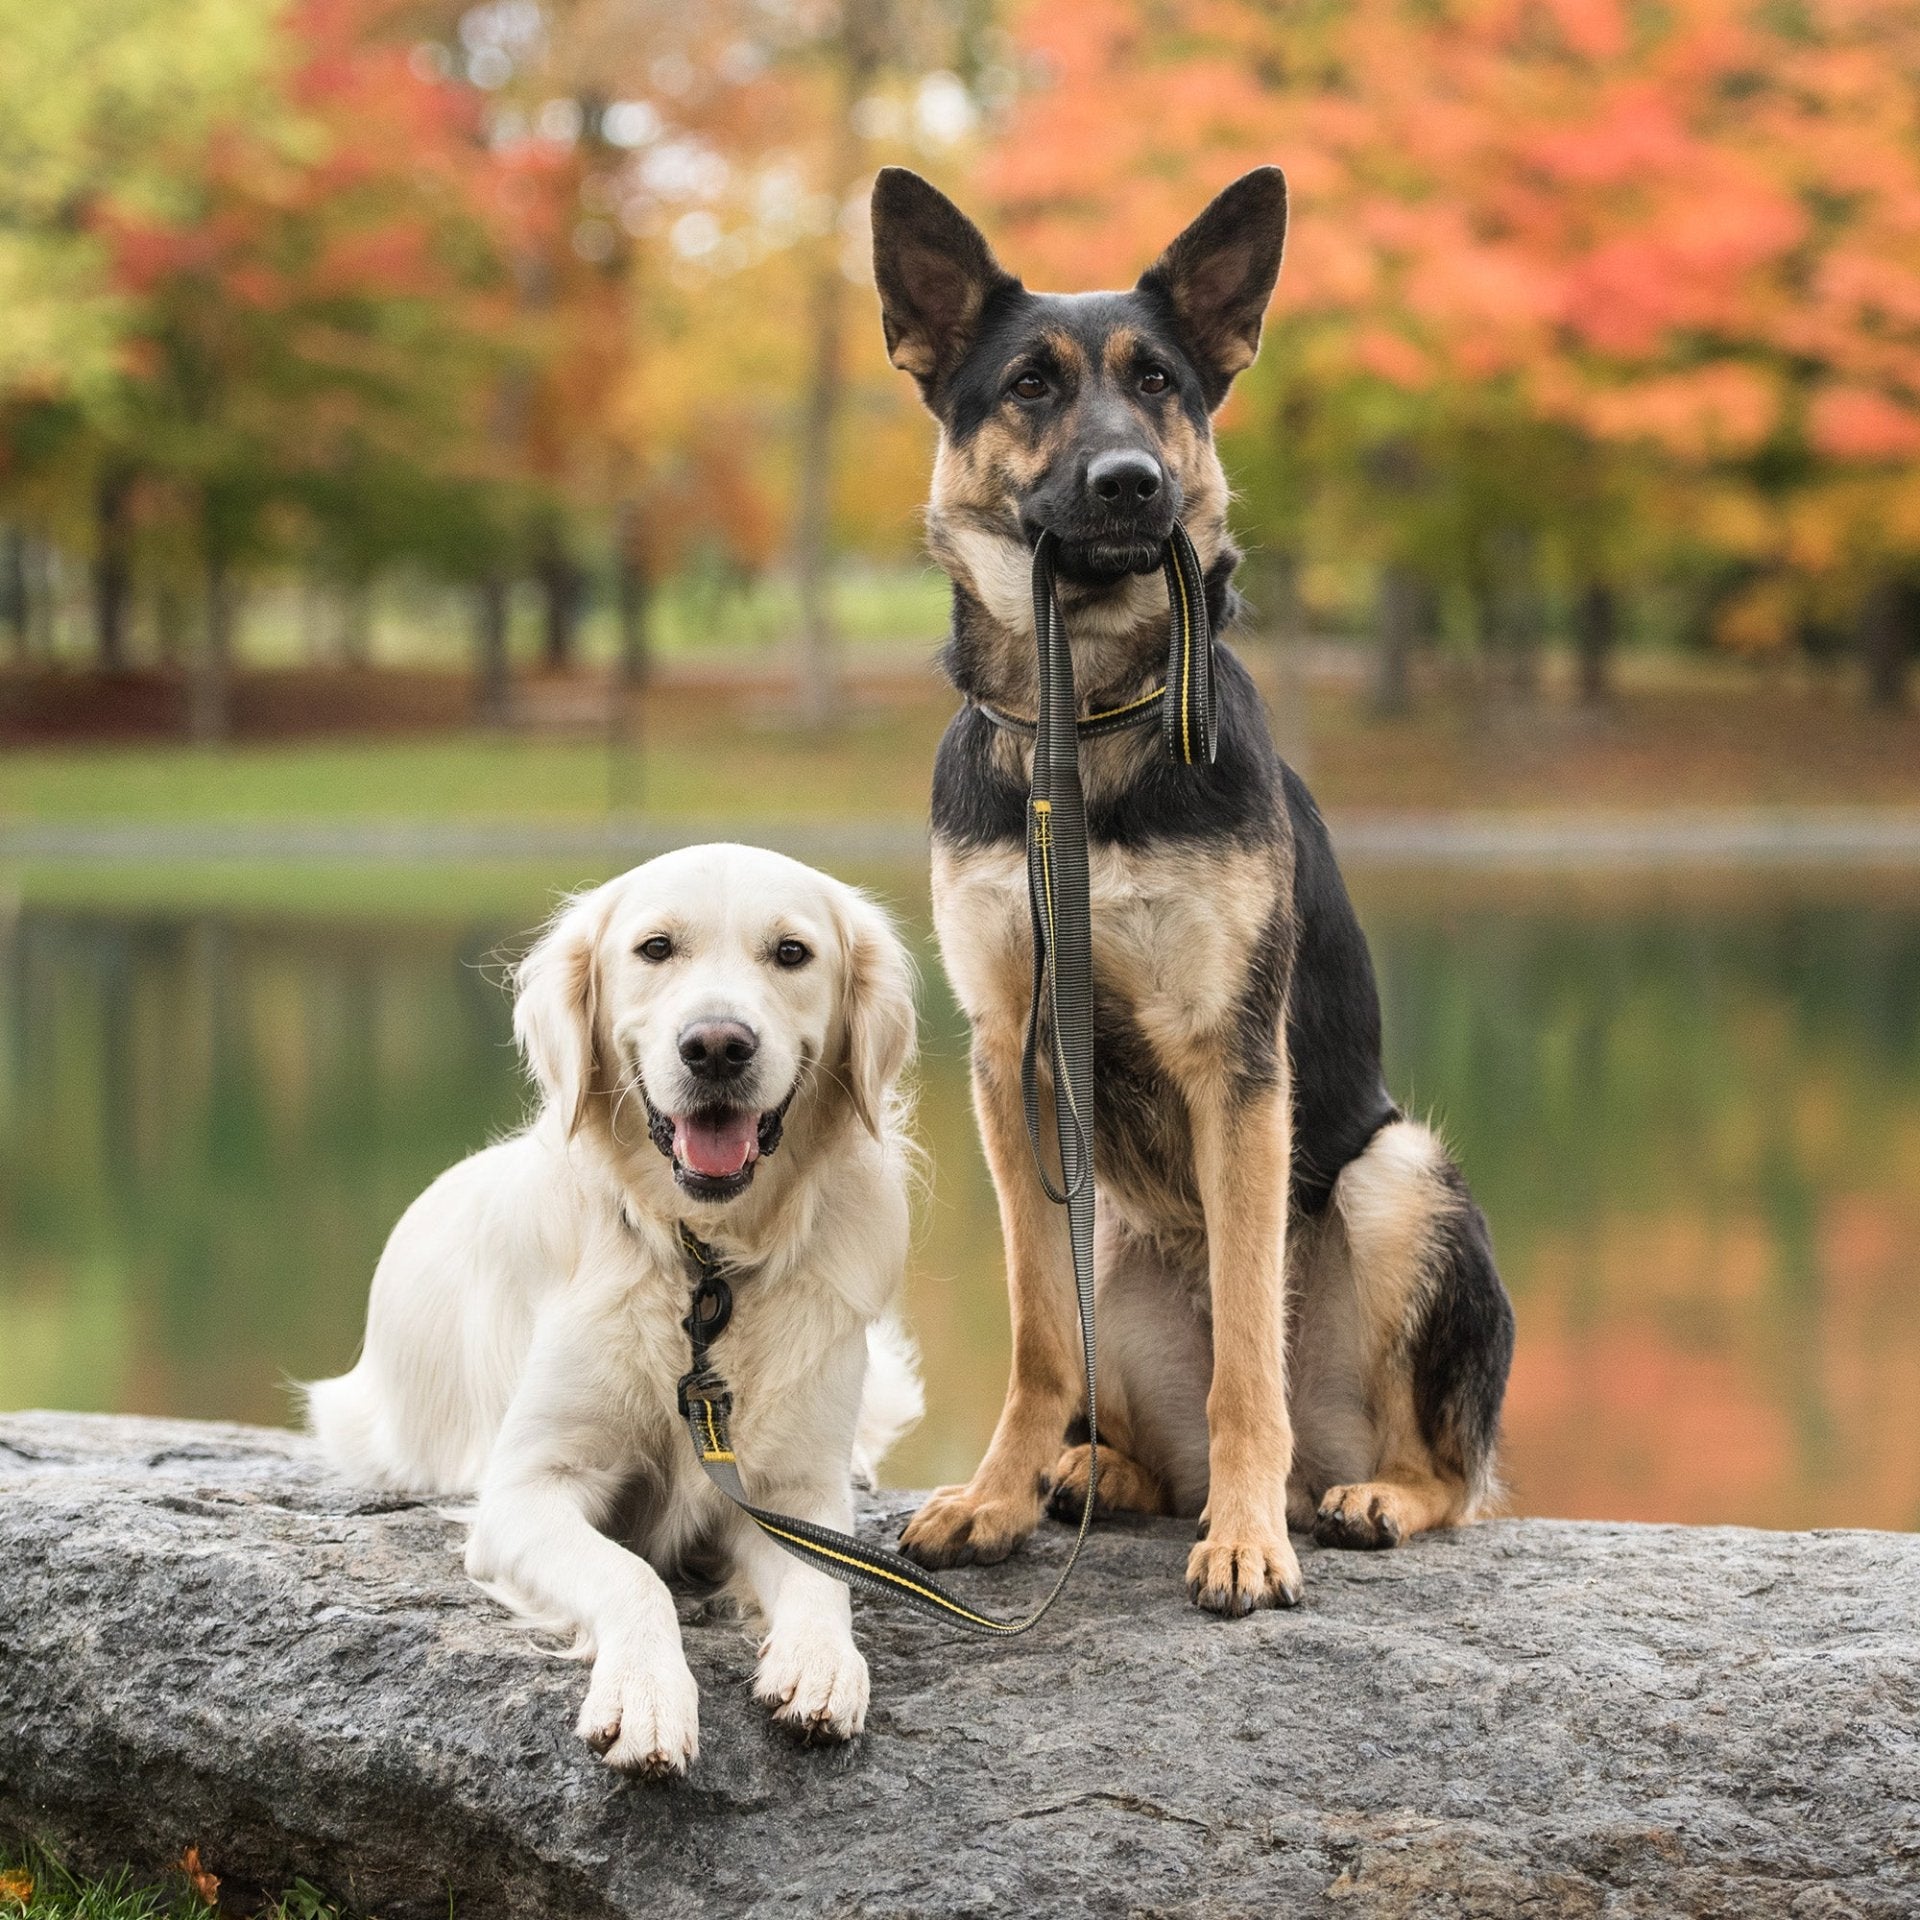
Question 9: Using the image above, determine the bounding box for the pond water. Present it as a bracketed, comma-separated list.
[3, 870, 1917, 1531]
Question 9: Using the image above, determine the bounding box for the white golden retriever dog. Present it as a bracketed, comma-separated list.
[307, 844, 923, 1777]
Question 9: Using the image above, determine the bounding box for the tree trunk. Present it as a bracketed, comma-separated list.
[1373, 563, 1420, 715]
[536, 538, 581, 671]
[1263, 548, 1305, 645]
[1478, 527, 1542, 698]
[189, 548, 234, 743]
[2, 528, 26, 661]
[154, 582, 187, 668]
[340, 577, 373, 669]
[615, 502, 651, 691]
[1861, 577, 1910, 711]
[790, 1, 883, 729]
[475, 573, 512, 724]
[793, 255, 846, 728]
[25, 538, 57, 659]
[93, 469, 133, 673]
[1575, 580, 1617, 706]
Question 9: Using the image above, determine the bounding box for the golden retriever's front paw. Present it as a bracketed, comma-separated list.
[898, 1479, 1041, 1568]
[755, 1624, 869, 1745]
[1185, 1527, 1303, 1617]
[577, 1646, 700, 1777]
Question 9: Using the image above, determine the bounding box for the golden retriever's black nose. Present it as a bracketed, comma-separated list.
[1087, 449, 1162, 506]
[678, 1019, 759, 1080]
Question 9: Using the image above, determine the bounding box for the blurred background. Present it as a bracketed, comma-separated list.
[2, 0, 1917, 1529]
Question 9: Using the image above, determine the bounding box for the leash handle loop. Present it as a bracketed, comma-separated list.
[1162, 522, 1216, 767]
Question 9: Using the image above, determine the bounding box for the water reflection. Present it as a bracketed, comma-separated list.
[3, 876, 1915, 1530]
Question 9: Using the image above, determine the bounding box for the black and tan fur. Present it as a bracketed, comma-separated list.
[872, 165, 1514, 1614]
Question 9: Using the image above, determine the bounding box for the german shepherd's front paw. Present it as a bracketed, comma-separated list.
[1313, 1481, 1409, 1549]
[1185, 1527, 1304, 1616]
[1046, 1443, 1169, 1524]
[899, 1480, 1042, 1568]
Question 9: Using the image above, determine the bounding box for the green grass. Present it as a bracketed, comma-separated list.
[0, 1847, 347, 1920]
[0, 857, 607, 922]
[0, 853, 935, 924]
[0, 703, 949, 828]
[117, 564, 952, 676]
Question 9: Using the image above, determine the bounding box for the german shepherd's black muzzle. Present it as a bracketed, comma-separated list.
[1021, 447, 1181, 584]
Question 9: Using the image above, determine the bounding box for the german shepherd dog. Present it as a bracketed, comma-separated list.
[870, 165, 1515, 1615]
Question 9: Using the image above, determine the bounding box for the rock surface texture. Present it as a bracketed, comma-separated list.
[1, 1412, 1915, 1918]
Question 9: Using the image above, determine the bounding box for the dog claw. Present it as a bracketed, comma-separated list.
[1314, 1483, 1409, 1551]
[1185, 1532, 1303, 1616]
[899, 1482, 1037, 1570]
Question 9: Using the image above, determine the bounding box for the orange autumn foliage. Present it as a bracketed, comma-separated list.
[177, 1844, 221, 1909]
[984, 0, 1920, 629]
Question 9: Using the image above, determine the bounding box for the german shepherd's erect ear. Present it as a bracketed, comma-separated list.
[1137, 167, 1289, 409]
[870, 168, 1019, 399]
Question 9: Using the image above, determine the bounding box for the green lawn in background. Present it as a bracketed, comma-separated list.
[7, 670, 1920, 837]
[0, 709, 947, 828]
[156, 562, 953, 675]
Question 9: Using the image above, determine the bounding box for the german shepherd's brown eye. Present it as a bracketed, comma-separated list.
[1011, 372, 1048, 401]
[1139, 366, 1170, 394]
[636, 935, 673, 963]
[774, 937, 812, 969]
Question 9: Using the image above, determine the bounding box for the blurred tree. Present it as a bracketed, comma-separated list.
[0, 0, 281, 674]
[0, 0, 280, 402]
[98, 0, 559, 731]
[540, 0, 985, 720]
[987, 0, 1920, 707]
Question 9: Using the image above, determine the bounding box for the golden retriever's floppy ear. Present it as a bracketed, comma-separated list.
[513, 886, 609, 1137]
[835, 888, 918, 1139]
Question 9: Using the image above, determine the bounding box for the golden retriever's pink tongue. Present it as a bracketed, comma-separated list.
[674, 1111, 759, 1178]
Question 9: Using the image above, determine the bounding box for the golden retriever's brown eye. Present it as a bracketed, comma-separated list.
[774, 937, 811, 969]
[636, 935, 673, 963]
[1139, 366, 1169, 395]
[1011, 371, 1048, 401]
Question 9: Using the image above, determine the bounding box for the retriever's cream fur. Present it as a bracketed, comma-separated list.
[306, 844, 923, 1776]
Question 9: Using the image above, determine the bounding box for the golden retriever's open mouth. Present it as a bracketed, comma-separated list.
[641, 1086, 793, 1202]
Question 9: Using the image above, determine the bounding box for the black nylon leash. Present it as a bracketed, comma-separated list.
[974, 522, 1217, 765]
[673, 520, 1216, 1632]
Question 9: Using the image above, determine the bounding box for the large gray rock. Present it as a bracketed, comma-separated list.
[1, 1411, 1914, 1918]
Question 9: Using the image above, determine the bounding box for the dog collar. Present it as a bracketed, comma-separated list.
[973, 682, 1165, 741]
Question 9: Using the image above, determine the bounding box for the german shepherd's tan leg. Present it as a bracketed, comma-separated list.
[1312, 1120, 1511, 1547]
[1046, 1210, 1196, 1524]
[1184, 1078, 1304, 1614]
[899, 1037, 1078, 1567]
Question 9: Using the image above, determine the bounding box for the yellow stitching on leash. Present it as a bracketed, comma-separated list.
[748, 1515, 1011, 1632]
[1172, 546, 1195, 764]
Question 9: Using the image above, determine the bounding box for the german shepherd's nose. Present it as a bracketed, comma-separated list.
[1087, 450, 1163, 508]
